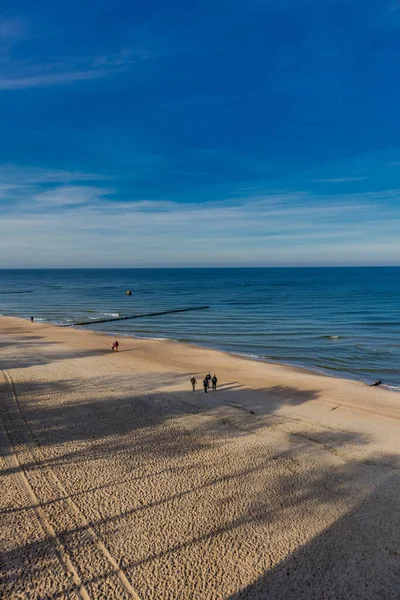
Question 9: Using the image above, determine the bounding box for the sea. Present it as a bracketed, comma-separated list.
[0, 268, 399, 390]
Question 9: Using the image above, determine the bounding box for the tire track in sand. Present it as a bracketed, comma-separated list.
[0, 370, 90, 600]
[0, 365, 141, 600]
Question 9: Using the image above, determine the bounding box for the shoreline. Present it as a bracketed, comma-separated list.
[4, 312, 399, 392]
[2, 313, 400, 598]
[1, 314, 399, 407]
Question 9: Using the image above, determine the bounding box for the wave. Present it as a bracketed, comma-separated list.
[233, 351, 263, 360]
[356, 345, 387, 355]
[1, 267, 400, 390]
[148, 336, 177, 342]
[383, 384, 400, 392]
[128, 332, 179, 342]
[225, 301, 264, 306]
[81, 312, 120, 320]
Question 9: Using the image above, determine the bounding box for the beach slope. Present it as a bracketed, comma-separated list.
[1, 316, 399, 599]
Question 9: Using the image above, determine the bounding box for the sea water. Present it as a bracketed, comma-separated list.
[0, 267, 399, 389]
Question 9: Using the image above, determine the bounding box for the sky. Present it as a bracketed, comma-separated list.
[1, 0, 400, 268]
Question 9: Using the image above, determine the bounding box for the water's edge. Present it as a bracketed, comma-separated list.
[4, 313, 398, 393]
[1, 267, 399, 389]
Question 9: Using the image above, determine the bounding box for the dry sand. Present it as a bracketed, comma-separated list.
[1, 315, 399, 599]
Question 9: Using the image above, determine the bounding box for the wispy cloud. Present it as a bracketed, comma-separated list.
[0, 16, 142, 90]
[0, 165, 111, 210]
[0, 17, 25, 45]
[1, 166, 399, 267]
[313, 177, 369, 183]
[0, 67, 125, 89]
[89, 49, 139, 68]
[34, 185, 114, 206]
[0, 164, 108, 184]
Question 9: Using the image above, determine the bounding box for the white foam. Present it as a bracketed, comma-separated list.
[147, 336, 177, 342]
[383, 384, 400, 392]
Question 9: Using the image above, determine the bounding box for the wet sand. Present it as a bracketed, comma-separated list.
[1, 315, 399, 599]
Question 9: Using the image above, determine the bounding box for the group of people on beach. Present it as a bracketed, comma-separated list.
[191, 372, 218, 393]
[110, 340, 217, 391]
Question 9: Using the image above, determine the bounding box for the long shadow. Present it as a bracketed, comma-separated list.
[0, 338, 128, 369]
[218, 384, 244, 391]
[0, 329, 147, 371]
[2, 426, 398, 599]
[228, 460, 400, 599]
[2, 337, 399, 598]
[0, 374, 321, 459]
[114, 349, 140, 353]
[0, 536, 78, 598]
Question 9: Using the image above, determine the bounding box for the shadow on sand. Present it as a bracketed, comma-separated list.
[0, 332, 399, 599]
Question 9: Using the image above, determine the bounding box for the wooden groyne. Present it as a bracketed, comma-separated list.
[63, 306, 209, 327]
[0, 290, 33, 295]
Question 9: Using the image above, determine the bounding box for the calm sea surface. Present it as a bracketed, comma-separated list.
[0, 268, 399, 389]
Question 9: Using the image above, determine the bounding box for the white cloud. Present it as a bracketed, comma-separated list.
[0, 172, 399, 267]
[313, 177, 369, 183]
[33, 186, 114, 206]
[0, 68, 124, 89]
[0, 164, 108, 184]
[0, 18, 142, 91]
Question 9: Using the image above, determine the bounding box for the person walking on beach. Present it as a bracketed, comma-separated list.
[30, 316, 34, 323]
[203, 377, 208, 393]
[111, 342, 115, 351]
[205, 372, 211, 388]
[211, 374, 218, 391]
[114, 340, 119, 352]
[191, 376, 197, 391]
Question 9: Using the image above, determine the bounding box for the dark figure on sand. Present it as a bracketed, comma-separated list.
[370, 379, 382, 387]
[191, 376, 197, 391]
[111, 340, 119, 352]
[30, 316, 34, 323]
[211, 374, 218, 391]
[203, 377, 208, 393]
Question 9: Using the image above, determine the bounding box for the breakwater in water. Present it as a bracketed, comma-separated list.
[0, 267, 399, 388]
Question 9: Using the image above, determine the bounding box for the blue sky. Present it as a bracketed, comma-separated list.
[1, 0, 400, 267]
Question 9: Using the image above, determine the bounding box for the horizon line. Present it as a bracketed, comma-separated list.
[1, 265, 399, 270]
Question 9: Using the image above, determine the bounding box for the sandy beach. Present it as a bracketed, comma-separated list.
[1, 315, 399, 599]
